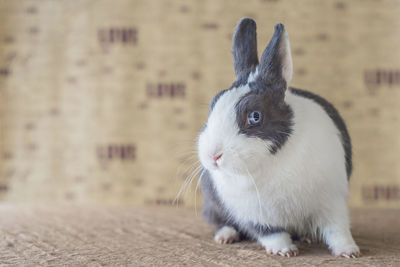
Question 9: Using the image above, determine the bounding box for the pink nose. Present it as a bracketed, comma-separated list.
[213, 153, 223, 162]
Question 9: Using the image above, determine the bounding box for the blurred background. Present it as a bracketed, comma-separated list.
[0, 0, 399, 208]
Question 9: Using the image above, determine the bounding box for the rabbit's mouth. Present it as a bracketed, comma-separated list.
[212, 153, 223, 168]
[201, 152, 224, 171]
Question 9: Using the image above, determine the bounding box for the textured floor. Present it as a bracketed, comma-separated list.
[0, 205, 399, 266]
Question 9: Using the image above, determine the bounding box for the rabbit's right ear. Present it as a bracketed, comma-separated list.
[232, 18, 259, 83]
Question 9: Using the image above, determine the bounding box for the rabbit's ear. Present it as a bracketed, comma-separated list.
[254, 23, 292, 99]
[232, 18, 259, 82]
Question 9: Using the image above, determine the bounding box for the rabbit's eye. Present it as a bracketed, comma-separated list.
[247, 111, 261, 125]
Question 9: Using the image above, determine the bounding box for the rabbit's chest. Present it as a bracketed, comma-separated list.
[212, 172, 299, 227]
[222, 189, 268, 224]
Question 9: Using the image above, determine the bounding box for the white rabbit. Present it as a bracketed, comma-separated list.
[198, 18, 359, 258]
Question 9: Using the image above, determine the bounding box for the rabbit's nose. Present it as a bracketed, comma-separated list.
[212, 153, 223, 167]
[213, 154, 222, 162]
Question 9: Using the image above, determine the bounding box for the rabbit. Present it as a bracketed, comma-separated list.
[197, 18, 360, 258]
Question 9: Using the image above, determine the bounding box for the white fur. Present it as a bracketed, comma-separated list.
[247, 68, 259, 83]
[214, 226, 239, 244]
[198, 85, 359, 256]
[259, 232, 298, 256]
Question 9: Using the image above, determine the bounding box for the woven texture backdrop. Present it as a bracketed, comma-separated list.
[0, 0, 399, 207]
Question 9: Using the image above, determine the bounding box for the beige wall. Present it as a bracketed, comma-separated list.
[0, 0, 399, 207]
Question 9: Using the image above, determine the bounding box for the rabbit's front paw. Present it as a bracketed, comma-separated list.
[259, 232, 299, 257]
[214, 226, 239, 244]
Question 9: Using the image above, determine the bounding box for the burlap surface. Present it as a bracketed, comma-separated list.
[0, 205, 399, 266]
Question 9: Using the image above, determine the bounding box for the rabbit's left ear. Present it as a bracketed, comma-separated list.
[232, 18, 259, 84]
[253, 23, 293, 99]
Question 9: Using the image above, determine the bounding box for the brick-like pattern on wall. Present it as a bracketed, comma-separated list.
[0, 0, 399, 207]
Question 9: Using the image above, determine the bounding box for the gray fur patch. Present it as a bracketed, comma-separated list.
[232, 18, 258, 87]
[248, 224, 284, 237]
[252, 23, 288, 100]
[235, 91, 293, 154]
[290, 87, 352, 178]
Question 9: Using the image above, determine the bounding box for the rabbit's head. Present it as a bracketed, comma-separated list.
[198, 18, 294, 175]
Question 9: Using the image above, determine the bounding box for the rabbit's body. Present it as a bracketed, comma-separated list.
[205, 86, 349, 229]
[198, 18, 359, 257]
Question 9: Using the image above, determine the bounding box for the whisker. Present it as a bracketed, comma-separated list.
[195, 168, 205, 216]
[175, 158, 199, 184]
[186, 165, 202, 193]
[173, 164, 202, 206]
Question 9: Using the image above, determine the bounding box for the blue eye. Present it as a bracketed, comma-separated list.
[247, 111, 261, 125]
